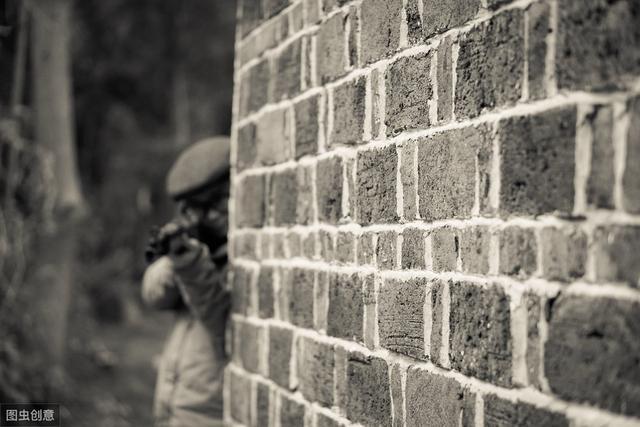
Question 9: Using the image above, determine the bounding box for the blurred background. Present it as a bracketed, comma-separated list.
[0, 0, 236, 425]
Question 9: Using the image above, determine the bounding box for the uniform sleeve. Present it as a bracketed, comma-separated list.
[169, 239, 230, 337]
[141, 256, 183, 310]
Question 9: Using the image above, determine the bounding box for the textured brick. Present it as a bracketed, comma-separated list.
[336, 231, 356, 264]
[376, 230, 397, 270]
[296, 336, 334, 406]
[401, 228, 425, 270]
[236, 174, 266, 228]
[525, 293, 543, 391]
[257, 107, 292, 165]
[379, 277, 427, 360]
[237, 320, 264, 374]
[592, 225, 640, 286]
[302, 231, 317, 259]
[327, 272, 365, 342]
[304, 0, 321, 26]
[545, 295, 640, 416]
[539, 227, 587, 281]
[316, 156, 343, 223]
[587, 105, 615, 209]
[406, 369, 476, 427]
[257, 266, 275, 318]
[319, 229, 336, 261]
[357, 232, 375, 265]
[264, 0, 290, 18]
[455, 9, 524, 119]
[624, 96, 640, 213]
[237, 123, 257, 171]
[417, 125, 491, 221]
[360, 0, 402, 64]
[287, 231, 302, 257]
[449, 282, 512, 386]
[499, 227, 537, 278]
[484, 394, 569, 427]
[280, 395, 306, 427]
[269, 169, 298, 226]
[294, 94, 320, 159]
[460, 226, 491, 275]
[406, 0, 423, 45]
[239, 0, 264, 37]
[347, 5, 359, 67]
[390, 364, 404, 427]
[331, 76, 366, 145]
[498, 107, 576, 216]
[317, 12, 347, 83]
[399, 141, 418, 220]
[385, 53, 433, 135]
[557, 0, 640, 91]
[288, 268, 315, 328]
[356, 145, 398, 224]
[273, 39, 302, 101]
[430, 227, 458, 272]
[268, 325, 294, 389]
[316, 412, 344, 427]
[231, 265, 254, 315]
[297, 164, 315, 225]
[345, 352, 392, 425]
[429, 279, 447, 365]
[239, 58, 270, 117]
[422, 0, 480, 39]
[229, 370, 251, 425]
[234, 232, 258, 260]
[254, 382, 270, 427]
[526, 2, 549, 100]
[437, 36, 454, 123]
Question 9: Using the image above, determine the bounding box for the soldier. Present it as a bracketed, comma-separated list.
[142, 137, 230, 427]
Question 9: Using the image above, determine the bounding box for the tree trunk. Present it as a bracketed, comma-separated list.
[30, 0, 85, 373]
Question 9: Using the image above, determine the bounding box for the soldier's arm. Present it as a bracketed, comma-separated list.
[168, 237, 230, 338]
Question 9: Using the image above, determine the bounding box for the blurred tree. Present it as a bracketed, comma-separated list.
[30, 0, 85, 372]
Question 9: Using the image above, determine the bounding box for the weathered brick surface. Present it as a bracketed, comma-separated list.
[230, 1, 640, 424]
[331, 76, 366, 146]
[273, 39, 302, 101]
[406, 368, 476, 427]
[296, 336, 334, 406]
[317, 12, 347, 84]
[257, 107, 292, 165]
[236, 174, 266, 228]
[545, 295, 640, 416]
[417, 125, 491, 221]
[327, 273, 366, 342]
[294, 94, 320, 159]
[385, 53, 433, 135]
[356, 145, 398, 224]
[360, 0, 402, 64]
[269, 169, 298, 225]
[556, 0, 640, 91]
[379, 277, 427, 360]
[268, 325, 294, 388]
[344, 352, 392, 425]
[624, 96, 640, 213]
[422, 0, 480, 40]
[448, 282, 512, 386]
[587, 105, 615, 208]
[239, 58, 271, 117]
[316, 156, 343, 223]
[280, 395, 306, 427]
[498, 107, 576, 216]
[499, 226, 537, 278]
[483, 394, 569, 427]
[455, 9, 524, 119]
[288, 268, 315, 328]
[592, 225, 640, 286]
[460, 226, 491, 275]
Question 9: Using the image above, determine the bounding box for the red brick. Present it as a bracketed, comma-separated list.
[356, 145, 398, 224]
[296, 336, 334, 406]
[484, 394, 569, 427]
[327, 272, 366, 342]
[360, 0, 402, 64]
[331, 76, 367, 146]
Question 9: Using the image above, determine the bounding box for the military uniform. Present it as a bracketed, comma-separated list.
[142, 137, 230, 427]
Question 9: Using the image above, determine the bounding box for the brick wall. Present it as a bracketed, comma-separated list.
[226, 0, 640, 425]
